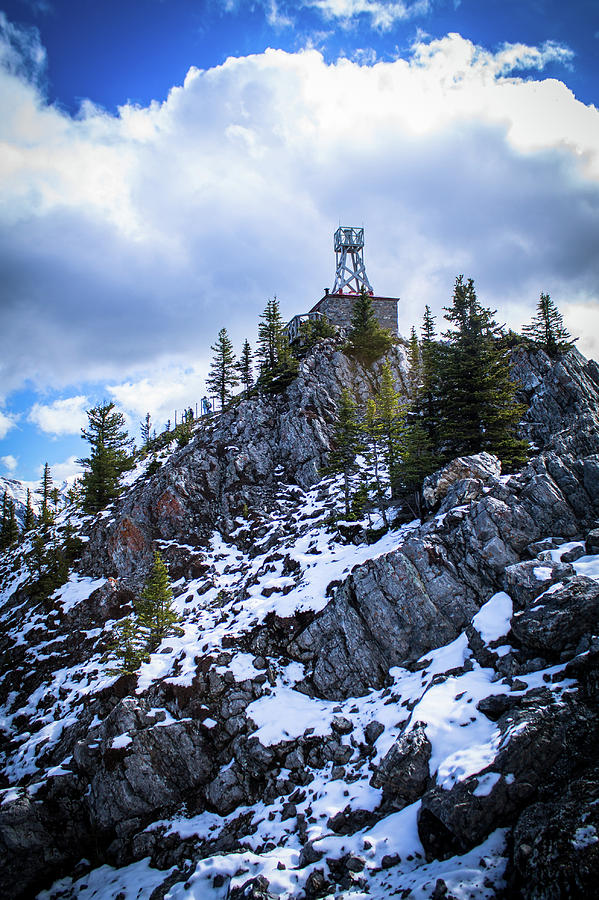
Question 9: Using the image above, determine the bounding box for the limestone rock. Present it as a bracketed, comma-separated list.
[422, 453, 501, 512]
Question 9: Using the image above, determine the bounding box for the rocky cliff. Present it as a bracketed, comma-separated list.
[0, 340, 598, 900]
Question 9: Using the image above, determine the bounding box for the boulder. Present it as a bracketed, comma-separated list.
[422, 453, 501, 511]
[510, 576, 599, 660]
[503, 559, 574, 610]
[370, 723, 431, 806]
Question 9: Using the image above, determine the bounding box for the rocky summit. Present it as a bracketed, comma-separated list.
[1, 340, 599, 900]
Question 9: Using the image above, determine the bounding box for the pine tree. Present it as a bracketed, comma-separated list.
[328, 389, 362, 518]
[363, 398, 388, 527]
[206, 327, 239, 410]
[412, 305, 444, 448]
[439, 276, 528, 470]
[407, 326, 421, 397]
[256, 297, 298, 392]
[136, 550, 182, 651]
[376, 360, 406, 496]
[79, 402, 134, 514]
[394, 421, 438, 519]
[106, 617, 150, 676]
[257, 297, 285, 374]
[523, 292, 575, 358]
[237, 339, 254, 394]
[0, 493, 19, 550]
[140, 412, 152, 448]
[346, 287, 394, 363]
[36, 463, 54, 527]
[24, 489, 36, 532]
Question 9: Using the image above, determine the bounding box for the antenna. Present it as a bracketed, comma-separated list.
[331, 226, 373, 295]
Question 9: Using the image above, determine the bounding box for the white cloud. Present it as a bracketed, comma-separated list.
[1, 454, 18, 473]
[0, 24, 598, 418]
[107, 364, 211, 440]
[28, 395, 89, 436]
[37, 454, 83, 484]
[0, 409, 18, 440]
[304, 0, 431, 30]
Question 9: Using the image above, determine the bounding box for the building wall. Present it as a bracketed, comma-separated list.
[310, 294, 399, 335]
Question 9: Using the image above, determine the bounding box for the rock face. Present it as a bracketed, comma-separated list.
[1, 343, 599, 899]
[80, 342, 410, 588]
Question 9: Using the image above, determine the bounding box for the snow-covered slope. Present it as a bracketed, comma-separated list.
[1, 342, 599, 900]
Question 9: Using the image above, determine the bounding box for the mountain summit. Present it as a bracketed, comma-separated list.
[1, 338, 599, 899]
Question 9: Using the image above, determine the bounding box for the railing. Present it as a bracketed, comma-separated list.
[285, 311, 322, 343]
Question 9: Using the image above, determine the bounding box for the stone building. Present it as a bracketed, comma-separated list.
[287, 226, 399, 342]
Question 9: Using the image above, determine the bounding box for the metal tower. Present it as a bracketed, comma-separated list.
[331, 226, 373, 295]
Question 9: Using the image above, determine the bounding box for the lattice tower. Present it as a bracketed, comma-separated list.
[331, 226, 373, 294]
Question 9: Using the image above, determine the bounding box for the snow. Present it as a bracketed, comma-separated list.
[471, 592, 512, 644]
[111, 733, 133, 749]
[473, 771, 502, 797]
[572, 825, 598, 850]
[52, 574, 107, 613]
[533, 565, 553, 581]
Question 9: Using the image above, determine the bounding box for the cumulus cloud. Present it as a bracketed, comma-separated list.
[107, 366, 211, 439]
[38, 454, 83, 484]
[1, 454, 18, 473]
[28, 396, 89, 436]
[0, 409, 18, 440]
[0, 24, 598, 416]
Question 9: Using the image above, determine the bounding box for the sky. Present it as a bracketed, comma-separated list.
[0, 0, 598, 485]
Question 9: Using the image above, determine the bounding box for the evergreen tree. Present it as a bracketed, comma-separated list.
[36, 463, 54, 527]
[206, 327, 239, 410]
[346, 287, 394, 363]
[375, 360, 406, 496]
[237, 339, 254, 394]
[24, 489, 36, 532]
[439, 276, 528, 470]
[257, 297, 285, 374]
[136, 550, 182, 651]
[106, 617, 150, 676]
[412, 305, 444, 448]
[0, 493, 19, 549]
[256, 297, 298, 393]
[328, 389, 362, 518]
[363, 398, 388, 527]
[394, 421, 438, 519]
[407, 326, 421, 397]
[79, 403, 134, 514]
[140, 412, 152, 448]
[523, 292, 575, 358]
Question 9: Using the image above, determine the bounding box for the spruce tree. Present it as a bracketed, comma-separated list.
[37, 463, 54, 527]
[412, 305, 444, 448]
[206, 327, 239, 410]
[79, 402, 134, 514]
[328, 389, 362, 518]
[346, 287, 393, 363]
[363, 398, 388, 527]
[407, 326, 421, 397]
[106, 617, 150, 676]
[140, 412, 152, 448]
[256, 297, 298, 392]
[237, 339, 254, 395]
[523, 292, 575, 358]
[136, 550, 182, 651]
[439, 276, 528, 470]
[24, 489, 36, 532]
[0, 493, 18, 550]
[257, 297, 286, 374]
[394, 421, 438, 519]
[375, 360, 405, 496]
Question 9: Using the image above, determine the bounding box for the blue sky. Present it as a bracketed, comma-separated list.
[0, 0, 598, 485]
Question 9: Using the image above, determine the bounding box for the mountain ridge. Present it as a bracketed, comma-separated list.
[1, 339, 598, 899]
